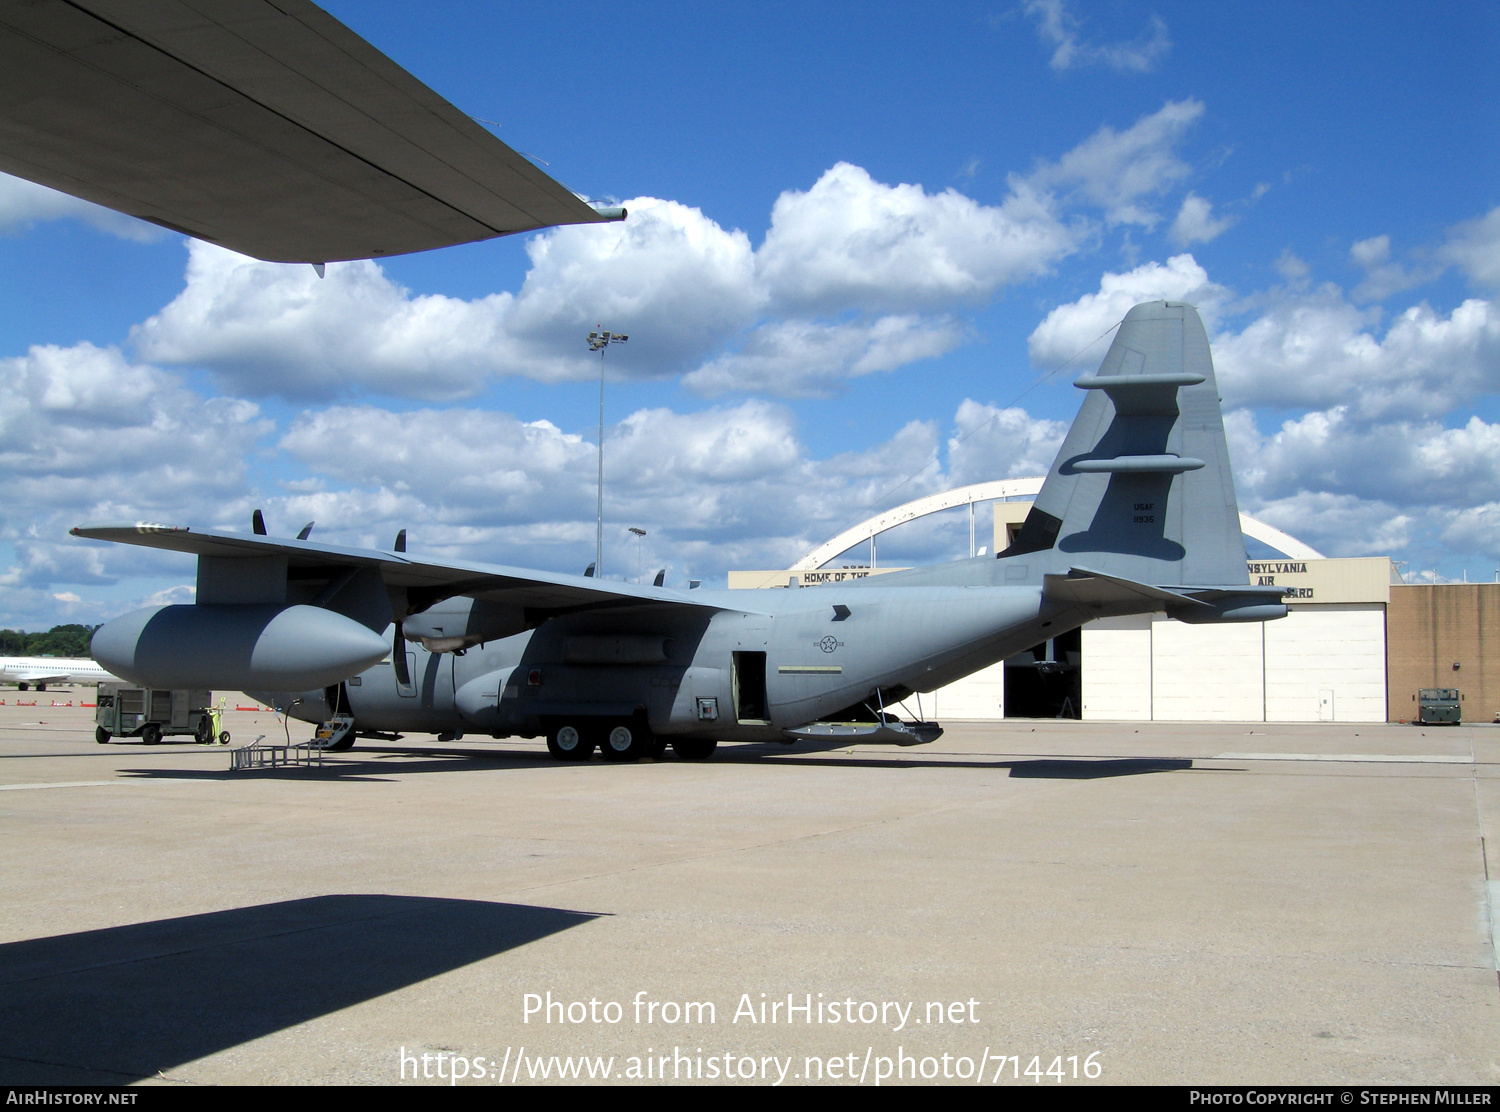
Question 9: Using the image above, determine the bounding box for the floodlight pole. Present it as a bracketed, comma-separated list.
[587, 328, 627, 577]
[629, 526, 646, 583]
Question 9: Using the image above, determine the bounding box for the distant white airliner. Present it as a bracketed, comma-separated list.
[0, 657, 121, 690]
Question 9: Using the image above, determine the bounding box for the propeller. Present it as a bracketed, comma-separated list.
[252, 509, 266, 535]
[296, 521, 315, 540]
[392, 622, 410, 688]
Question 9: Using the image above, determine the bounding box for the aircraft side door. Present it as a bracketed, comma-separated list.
[731, 620, 769, 724]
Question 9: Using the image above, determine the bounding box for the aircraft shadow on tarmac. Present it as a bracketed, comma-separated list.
[713, 743, 1196, 778]
[113, 745, 1196, 781]
[0, 894, 599, 1084]
[737, 751, 1195, 777]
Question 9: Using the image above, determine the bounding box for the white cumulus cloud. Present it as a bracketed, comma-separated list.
[1027, 253, 1230, 367]
[1022, 0, 1172, 74]
[1022, 99, 1204, 229]
[1348, 234, 1431, 302]
[0, 341, 270, 624]
[132, 196, 763, 400]
[756, 162, 1078, 314]
[1169, 193, 1235, 246]
[683, 315, 965, 397]
[0, 172, 164, 242]
[1442, 206, 1500, 290]
[126, 109, 1212, 405]
[1213, 292, 1500, 417]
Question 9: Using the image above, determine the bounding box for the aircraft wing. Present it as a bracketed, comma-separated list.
[69, 522, 742, 620]
[0, 0, 621, 263]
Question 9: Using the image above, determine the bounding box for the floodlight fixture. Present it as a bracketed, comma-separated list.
[629, 527, 647, 582]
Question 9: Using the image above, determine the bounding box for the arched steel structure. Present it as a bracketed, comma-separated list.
[790, 478, 1324, 571]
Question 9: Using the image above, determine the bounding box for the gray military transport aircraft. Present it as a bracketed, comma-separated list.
[74, 300, 1287, 761]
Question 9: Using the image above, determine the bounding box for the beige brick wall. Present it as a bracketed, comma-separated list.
[1387, 584, 1500, 723]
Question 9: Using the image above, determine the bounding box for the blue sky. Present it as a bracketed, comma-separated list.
[2, 0, 1498, 627]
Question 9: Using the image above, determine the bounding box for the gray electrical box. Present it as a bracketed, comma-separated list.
[1417, 688, 1461, 725]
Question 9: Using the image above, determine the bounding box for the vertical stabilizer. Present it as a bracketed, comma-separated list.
[1004, 301, 1248, 586]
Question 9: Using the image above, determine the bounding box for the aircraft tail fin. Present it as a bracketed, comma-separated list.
[1003, 300, 1249, 588]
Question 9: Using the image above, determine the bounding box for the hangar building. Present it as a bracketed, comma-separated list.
[731, 479, 1493, 725]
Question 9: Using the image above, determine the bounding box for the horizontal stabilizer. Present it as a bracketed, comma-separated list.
[1045, 567, 1287, 623]
[1043, 567, 1208, 611]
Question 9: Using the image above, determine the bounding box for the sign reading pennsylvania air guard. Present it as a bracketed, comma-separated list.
[1244, 558, 1394, 605]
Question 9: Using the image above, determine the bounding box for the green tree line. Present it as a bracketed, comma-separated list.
[0, 624, 100, 658]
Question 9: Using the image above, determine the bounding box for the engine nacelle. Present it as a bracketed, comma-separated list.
[92, 604, 389, 690]
[402, 597, 528, 653]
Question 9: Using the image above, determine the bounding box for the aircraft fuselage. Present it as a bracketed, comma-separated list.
[271, 578, 1062, 743]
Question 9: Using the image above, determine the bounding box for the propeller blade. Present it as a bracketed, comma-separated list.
[392, 622, 410, 688]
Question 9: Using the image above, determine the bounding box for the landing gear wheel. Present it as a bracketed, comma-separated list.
[671, 738, 718, 761]
[95, 726, 110, 745]
[600, 720, 652, 762]
[140, 723, 161, 746]
[546, 723, 593, 761]
[649, 734, 670, 759]
[195, 718, 214, 744]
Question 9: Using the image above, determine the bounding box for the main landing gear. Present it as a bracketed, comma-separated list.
[545, 717, 709, 763]
[600, 720, 653, 762]
[546, 722, 593, 761]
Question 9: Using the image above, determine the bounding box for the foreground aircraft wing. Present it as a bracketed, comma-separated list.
[69, 523, 740, 620]
[0, 0, 622, 263]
